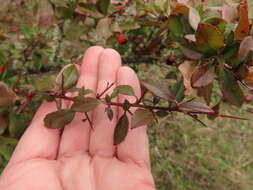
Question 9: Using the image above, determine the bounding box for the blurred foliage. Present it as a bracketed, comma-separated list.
[0, 0, 253, 189]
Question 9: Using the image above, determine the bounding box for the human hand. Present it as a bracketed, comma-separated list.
[0, 46, 155, 190]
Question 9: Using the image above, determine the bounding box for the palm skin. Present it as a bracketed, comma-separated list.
[0, 47, 155, 190]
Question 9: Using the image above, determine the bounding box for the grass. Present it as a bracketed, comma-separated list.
[139, 64, 253, 190]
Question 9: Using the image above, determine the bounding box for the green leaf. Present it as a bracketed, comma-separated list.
[44, 110, 75, 129]
[96, 0, 110, 15]
[131, 109, 154, 129]
[141, 79, 174, 102]
[191, 63, 216, 88]
[114, 114, 129, 145]
[195, 23, 225, 54]
[170, 80, 185, 102]
[202, 17, 227, 33]
[0, 82, 16, 108]
[71, 97, 100, 112]
[105, 107, 113, 121]
[218, 68, 244, 107]
[56, 64, 79, 90]
[180, 100, 214, 113]
[111, 85, 135, 99]
[0, 114, 7, 135]
[168, 15, 192, 39]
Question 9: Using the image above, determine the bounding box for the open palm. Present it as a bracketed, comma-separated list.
[0, 47, 155, 190]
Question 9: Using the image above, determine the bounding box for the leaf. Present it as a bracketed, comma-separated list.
[131, 109, 154, 129]
[188, 6, 200, 30]
[111, 85, 135, 99]
[168, 15, 192, 39]
[71, 97, 100, 112]
[180, 101, 214, 113]
[202, 17, 227, 33]
[141, 79, 174, 101]
[179, 45, 203, 60]
[44, 110, 75, 129]
[197, 83, 213, 105]
[75, 3, 103, 19]
[238, 36, 253, 60]
[244, 72, 253, 87]
[114, 114, 129, 145]
[235, 0, 250, 41]
[105, 107, 113, 121]
[178, 61, 196, 95]
[219, 68, 244, 107]
[171, 3, 200, 30]
[96, 0, 110, 15]
[56, 64, 79, 90]
[191, 63, 216, 88]
[195, 23, 225, 54]
[170, 80, 185, 102]
[0, 82, 16, 107]
[0, 114, 7, 135]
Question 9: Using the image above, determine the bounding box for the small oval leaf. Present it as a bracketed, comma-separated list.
[191, 63, 216, 88]
[44, 110, 75, 129]
[71, 97, 100, 112]
[180, 101, 214, 113]
[141, 79, 174, 101]
[56, 64, 79, 90]
[111, 85, 135, 99]
[114, 114, 129, 145]
[131, 109, 154, 129]
[235, 0, 250, 41]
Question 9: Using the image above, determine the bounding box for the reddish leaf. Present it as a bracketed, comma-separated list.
[44, 110, 75, 129]
[114, 114, 129, 145]
[0, 82, 16, 107]
[244, 72, 253, 87]
[197, 83, 213, 105]
[71, 97, 100, 113]
[235, 0, 250, 41]
[180, 101, 214, 113]
[238, 36, 253, 60]
[191, 63, 216, 88]
[179, 46, 203, 60]
[141, 79, 174, 101]
[131, 109, 154, 129]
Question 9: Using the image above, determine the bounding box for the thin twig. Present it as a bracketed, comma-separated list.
[96, 82, 115, 99]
